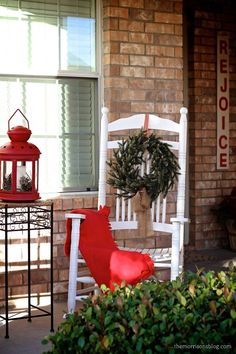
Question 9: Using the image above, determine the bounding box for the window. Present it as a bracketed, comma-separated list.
[0, 0, 99, 194]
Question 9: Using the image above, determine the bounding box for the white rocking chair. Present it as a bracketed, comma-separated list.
[66, 106, 188, 313]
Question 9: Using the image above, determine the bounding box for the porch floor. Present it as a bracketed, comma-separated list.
[0, 248, 235, 354]
[0, 301, 67, 354]
[184, 247, 236, 272]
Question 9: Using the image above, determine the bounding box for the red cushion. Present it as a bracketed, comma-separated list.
[65, 206, 154, 290]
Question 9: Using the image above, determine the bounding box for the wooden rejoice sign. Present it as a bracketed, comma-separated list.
[217, 33, 229, 170]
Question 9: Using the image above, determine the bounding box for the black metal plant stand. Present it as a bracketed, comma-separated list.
[0, 200, 54, 338]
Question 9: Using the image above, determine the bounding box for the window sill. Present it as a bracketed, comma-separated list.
[41, 191, 98, 200]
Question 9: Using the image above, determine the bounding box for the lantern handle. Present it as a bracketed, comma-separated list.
[8, 109, 30, 130]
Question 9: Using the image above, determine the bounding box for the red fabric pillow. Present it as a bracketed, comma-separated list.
[65, 206, 154, 290]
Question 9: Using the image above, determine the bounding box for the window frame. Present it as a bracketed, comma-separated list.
[0, 0, 103, 197]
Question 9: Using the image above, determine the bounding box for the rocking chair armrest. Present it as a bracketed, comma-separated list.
[65, 213, 86, 220]
[170, 217, 190, 224]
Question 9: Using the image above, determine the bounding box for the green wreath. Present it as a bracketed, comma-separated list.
[107, 130, 180, 202]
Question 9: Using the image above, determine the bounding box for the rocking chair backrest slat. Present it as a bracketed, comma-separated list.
[98, 107, 188, 236]
[108, 140, 179, 150]
[121, 198, 125, 221]
[154, 197, 160, 223]
[162, 198, 167, 224]
[127, 198, 132, 221]
[115, 193, 120, 221]
[108, 114, 180, 133]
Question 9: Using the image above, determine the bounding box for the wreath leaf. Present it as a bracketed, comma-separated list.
[107, 130, 180, 202]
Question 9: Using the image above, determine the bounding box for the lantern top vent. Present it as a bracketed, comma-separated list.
[0, 109, 40, 160]
[8, 125, 31, 142]
[7, 109, 32, 142]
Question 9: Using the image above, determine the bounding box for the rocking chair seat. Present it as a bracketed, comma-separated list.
[65, 206, 154, 291]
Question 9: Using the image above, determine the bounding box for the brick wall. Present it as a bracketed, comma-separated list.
[103, 0, 184, 121]
[187, 2, 236, 249]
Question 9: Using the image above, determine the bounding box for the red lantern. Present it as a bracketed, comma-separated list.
[0, 109, 41, 201]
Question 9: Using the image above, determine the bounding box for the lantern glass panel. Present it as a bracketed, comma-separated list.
[16, 161, 32, 192]
[2, 161, 12, 191]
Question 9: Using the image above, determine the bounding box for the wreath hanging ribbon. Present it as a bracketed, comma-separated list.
[107, 130, 180, 203]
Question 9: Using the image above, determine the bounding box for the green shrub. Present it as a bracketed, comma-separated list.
[43, 269, 236, 354]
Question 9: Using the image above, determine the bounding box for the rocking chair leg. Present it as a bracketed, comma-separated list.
[170, 221, 180, 281]
[67, 218, 81, 313]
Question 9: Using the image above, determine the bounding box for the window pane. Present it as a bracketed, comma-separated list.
[58, 78, 98, 192]
[60, 16, 96, 72]
[0, 7, 58, 73]
[0, 0, 96, 74]
[59, 0, 96, 72]
[0, 77, 98, 193]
